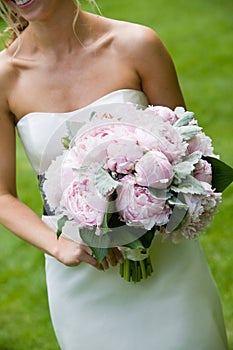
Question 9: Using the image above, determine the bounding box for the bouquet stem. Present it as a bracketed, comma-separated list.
[119, 257, 153, 283]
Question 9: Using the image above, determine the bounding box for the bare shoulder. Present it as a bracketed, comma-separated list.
[0, 48, 15, 114]
[106, 18, 185, 108]
[0, 49, 13, 89]
[108, 19, 166, 58]
[0, 48, 13, 75]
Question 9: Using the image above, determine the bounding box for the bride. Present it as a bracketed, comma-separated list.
[0, 0, 228, 349]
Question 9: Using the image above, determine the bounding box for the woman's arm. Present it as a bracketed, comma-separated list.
[131, 26, 186, 108]
[0, 108, 99, 267]
[0, 69, 122, 268]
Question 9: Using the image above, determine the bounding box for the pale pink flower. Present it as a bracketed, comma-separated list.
[71, 125, 117, 165]
[147, 105, 178, 124]
[43, 153, 65, 210]
[132, 127, 158, 151]
[156, 123, 188, 164]
[61, 147, 83, 191]
[116, 175, 171, 230]
[131, 120, 187, 164]
[135, 150, 174, 189]
[60, 171, 107, 227]
[187, 132, 215, 157]
[184, 184, 221, 234]
[107, 140, 144, 174]
[165, 182, 221, 242]
[194, 160, 212, 184]
[72, 123, 143, 168]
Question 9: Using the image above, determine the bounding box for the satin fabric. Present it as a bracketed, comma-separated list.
[17, 89, 228, 350]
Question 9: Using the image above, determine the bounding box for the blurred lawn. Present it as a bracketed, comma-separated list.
[0, 0, 232, 348]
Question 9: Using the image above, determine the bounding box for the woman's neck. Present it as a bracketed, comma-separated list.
[21, 4, 87, 56]
[9, 7, 106, 62]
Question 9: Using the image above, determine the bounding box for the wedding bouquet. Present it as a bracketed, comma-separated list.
[43, 103, 233, 283]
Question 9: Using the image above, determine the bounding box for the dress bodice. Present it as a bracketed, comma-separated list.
[16, 89, 148, 174]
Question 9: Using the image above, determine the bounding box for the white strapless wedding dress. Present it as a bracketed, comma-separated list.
[17, 89, 228, 350]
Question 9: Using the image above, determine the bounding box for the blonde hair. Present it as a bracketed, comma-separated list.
[0, 0, 100, 46]
[0, 1, 28, 45]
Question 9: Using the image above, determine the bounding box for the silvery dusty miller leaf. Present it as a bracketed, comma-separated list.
[184, 151, 202, 164]
[173, 113, 194, 127]
[171, 175, 206, 195]
[94, 167, 120, 196]
[173, 161, 195, 179]
[178, 125, 202, 140]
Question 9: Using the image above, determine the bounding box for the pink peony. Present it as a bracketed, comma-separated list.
[194, 159, 212, 184]
[43, 153, 65, 211]
[156, 123, 188, 164]
[71, 125, 117, 165]
[60, 171, 107, 227]
[132, 126, 159, 151]
[165, 182, 222, 242]
[132, 121, 187, 164]
[116, 175, 171, 230]
[61, 147, 83, 191]
[135, 150, 174, 189]
[147, 105, 178, 124]
[72, 123, 144, 169]
[187, 132, 215, 157]
[107, 139, 144, 174]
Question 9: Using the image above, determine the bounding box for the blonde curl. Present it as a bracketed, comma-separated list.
[0, 0, 100, 46]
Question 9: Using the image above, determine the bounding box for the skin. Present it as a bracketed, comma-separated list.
[0, 0, 185, 269]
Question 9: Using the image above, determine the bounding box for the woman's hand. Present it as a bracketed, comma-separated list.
[54, 236, 124, 270]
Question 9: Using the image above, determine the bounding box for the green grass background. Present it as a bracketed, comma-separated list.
[0, 0, 232, 348]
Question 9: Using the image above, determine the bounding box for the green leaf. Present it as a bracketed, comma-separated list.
[122, 247, 149, 262]
[100, 194, 118, 235]
[57, 215, 69, 239]
[166, 194, 188, 233]
[79, 227, 110, 264]
[109, 225, 146, 247]
[124, 238, 144, 250]
[140, 228, 155, 248]
[108, 211, 124, 228]
[61, 136, 71, 149]
[122, 227, 155, 250]
[168, 197, 189, 208]
[166, 206, 187, 233]
[90, 246, 109, 265]
[204, 156, 233, 192]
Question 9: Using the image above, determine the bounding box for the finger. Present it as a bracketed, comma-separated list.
[106, 248, 118, 266]
[112, 247, 124, 264]
[77, 241, 93, 256]
[78, 243, 109, 270]
[80, 251, 101, 269]
[81, 250, 110, 271]
[100, 257, 109, 270]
